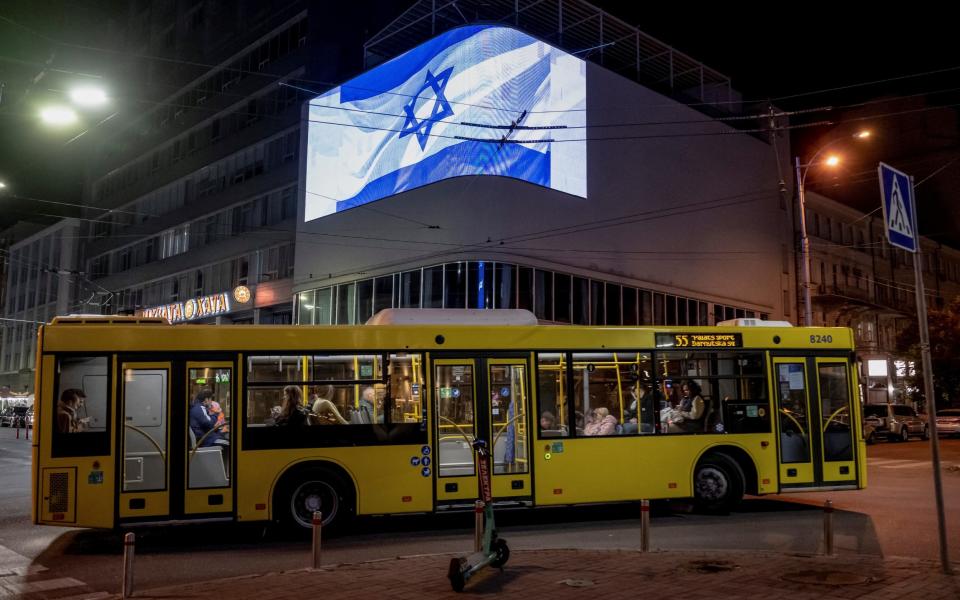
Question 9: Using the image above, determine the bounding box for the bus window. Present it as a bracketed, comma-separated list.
[818, 364, 853, 461]
[435, 364, 476, 477]
[537, 353, 568, 437]
[52, 356, 110, 457]
[187, 367, 230, 489]
[387, 354, 424, 424]
[572, 352, 652, 436]
[658, 351, 768, 435]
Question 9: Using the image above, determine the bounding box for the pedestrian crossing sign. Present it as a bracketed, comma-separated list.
[878, 162, 918, 253]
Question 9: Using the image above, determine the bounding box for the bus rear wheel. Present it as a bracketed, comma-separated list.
[694, 453, 744, 513]
[280, 468, 353, 534]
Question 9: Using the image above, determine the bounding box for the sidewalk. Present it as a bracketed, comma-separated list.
[124, 549, 959, 600]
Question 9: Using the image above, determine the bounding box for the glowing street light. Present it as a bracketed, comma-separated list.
[69, 86, 108, 107]
[40, 106, 78, 126]
[794, 130, 872, 325]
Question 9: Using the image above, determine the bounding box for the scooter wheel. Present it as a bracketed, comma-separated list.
[490, 538, 510, 568]
[448, 557, 465, 592]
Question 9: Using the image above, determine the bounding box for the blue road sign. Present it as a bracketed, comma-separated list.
[878, 162, 918, 253]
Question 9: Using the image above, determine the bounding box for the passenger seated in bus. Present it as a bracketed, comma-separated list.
[274, 385, 310, 427]
[539, 410, 568, 436]
[56, 388, 89, 433]
[662, 381, 705, 433]
[310, 385, 348, 425]
[349, 386, 378, 424]
[189, 389, 227, 445]
[584, 407, 618, 436]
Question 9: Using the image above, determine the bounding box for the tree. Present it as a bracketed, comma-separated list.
[896, 295, 960, 410]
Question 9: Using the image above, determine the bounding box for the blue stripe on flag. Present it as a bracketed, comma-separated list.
[335, 141, 550, 212]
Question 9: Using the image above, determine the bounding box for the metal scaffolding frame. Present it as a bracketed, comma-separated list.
[363, 0, 738, 113]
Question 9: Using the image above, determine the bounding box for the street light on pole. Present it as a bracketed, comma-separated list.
[794, 130, 872, 326]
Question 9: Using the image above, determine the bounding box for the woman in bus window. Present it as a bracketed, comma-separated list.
[274, 385, 310, 427]
[311, 385, 348, 425]
[584, 407, 618, 436]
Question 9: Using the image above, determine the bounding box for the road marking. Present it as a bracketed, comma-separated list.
[868, 459, 915, 466]
[0, 577, 86, 594]
[882, 461, 931, 469]
[0, 543, 105, 598]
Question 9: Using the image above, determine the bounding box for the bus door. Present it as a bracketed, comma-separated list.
[182, 362, 234, 517]
[433, 356, 531, 503]
[773, 356, 857, 489]
[118, 361, 172, 520]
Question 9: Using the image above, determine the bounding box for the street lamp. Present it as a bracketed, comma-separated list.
[68, 86, 108, 107]
[794, 130, 871, 326]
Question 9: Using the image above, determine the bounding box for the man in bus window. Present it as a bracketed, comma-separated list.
[351, 386, 377, 424]
[56, 388, 88, 433]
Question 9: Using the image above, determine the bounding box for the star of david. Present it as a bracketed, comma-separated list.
[399, 67, 455, 151]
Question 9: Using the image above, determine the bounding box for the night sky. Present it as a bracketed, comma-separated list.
[1, 2, 957, 242]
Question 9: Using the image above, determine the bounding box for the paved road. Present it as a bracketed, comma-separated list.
[1, 426, 958, 596]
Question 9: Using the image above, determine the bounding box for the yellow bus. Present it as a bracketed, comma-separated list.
[31, 311, 865, 531]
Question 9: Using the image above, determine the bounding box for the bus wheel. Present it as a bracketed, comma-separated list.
[282, 469, 353, 534]
[694, 453, 744, 513]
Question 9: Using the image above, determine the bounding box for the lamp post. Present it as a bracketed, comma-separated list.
[794, 131, 871, 326]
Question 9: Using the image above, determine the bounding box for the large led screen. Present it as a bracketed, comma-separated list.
[303, 25, 587, 222]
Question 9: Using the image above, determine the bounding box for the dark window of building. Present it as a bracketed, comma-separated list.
[400, 270, 421, 308]
[688, 299, 699, 325]
[534, 269, 553, 321]
[572, 277, 589, 325]
[554, 273, 571, 323]
[653, 293, 665, 325]
[494, 263, 515, 309]
[665, 295, 676, 325]
[468, 262, 493, 309]
[590, 280, 604, 325]
[423, 266, 443, 308]
[373, 276, 393, 315]
[699, 302, 708, 326]
[518, 267, 533, 312]
[443, 263, 466, 309]
[336, 283, 355, 324]
[623, 287, 638, 326]
[640, 290, 652, 324]
[356, 279, 374, 323]
[605, 283, 621, 325]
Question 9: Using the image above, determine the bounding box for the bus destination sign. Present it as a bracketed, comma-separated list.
[655, 333, 743, 349]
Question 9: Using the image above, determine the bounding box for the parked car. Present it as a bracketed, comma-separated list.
[0, 408, 14, 427]
[863, 403, 929, 442]
[935, 409, 960, 437]
[25, 409, 34, 429]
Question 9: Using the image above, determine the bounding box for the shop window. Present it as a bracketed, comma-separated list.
[444, 263, 466, 309]
[297, 290, 315, 325]
[605, 283, 621, 325]
[468, 262, 493, 309]
[315, 288, 333, 325]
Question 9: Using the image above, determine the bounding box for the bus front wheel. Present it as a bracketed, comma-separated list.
[280, 468, 354, 534]
[694, 453, 744, 513]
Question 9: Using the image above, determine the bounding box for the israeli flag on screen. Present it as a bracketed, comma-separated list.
[303, 25, 587, 222]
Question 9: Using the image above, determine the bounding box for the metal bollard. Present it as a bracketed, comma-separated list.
[823, 499, 834, 556]
[15, 423, 19, 439]
[121, 532, 135, 599]
[640, 499, 650, 552]
[473, 500, 484, 552]
[311, 511, 322, 569]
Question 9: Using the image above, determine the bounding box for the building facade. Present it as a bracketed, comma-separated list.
[804, 191, 960, 405]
